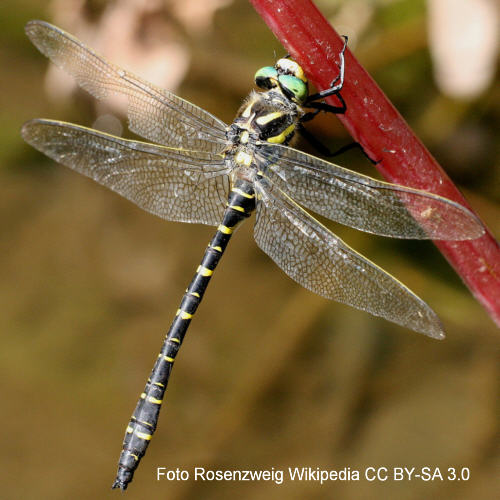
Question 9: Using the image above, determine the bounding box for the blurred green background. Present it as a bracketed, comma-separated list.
[1, 1, 498, 499]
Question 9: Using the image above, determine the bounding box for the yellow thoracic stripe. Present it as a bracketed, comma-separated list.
[232, 188, 255, 199]
[256, 111, 283, 125]
[170, 337, 180, 344]
[266, 124, 295, 144]
[217, 225, 233, 234]
[126, 426, 133, 434]
[196, 265, 214, 276]
[211, 245, 222, 252]
[130, 453, 139, 461]
[189, 291, 200, 298]
[241, 103, 253, 118]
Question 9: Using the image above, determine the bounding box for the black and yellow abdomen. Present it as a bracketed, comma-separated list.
[112, 178, 255, 489]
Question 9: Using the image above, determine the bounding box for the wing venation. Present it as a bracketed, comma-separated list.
[258, 144, 484, 240]
[254, 176, 445, 338]
[22, 119, 230, 225]
[25, 20, 229, 152]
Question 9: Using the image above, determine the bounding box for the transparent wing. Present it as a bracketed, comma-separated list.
[22, 119, 230, 225]
[254, 176, 445, 338]
[258, 144, 483, 240]
[25, 20, 229, 152]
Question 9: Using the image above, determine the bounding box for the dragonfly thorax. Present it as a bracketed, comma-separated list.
[228, 90, 303, 150]
[224, 89, 303, 180]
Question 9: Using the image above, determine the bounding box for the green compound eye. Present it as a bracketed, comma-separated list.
[278, 74, 308, 103]
[254, 66, 278, 89]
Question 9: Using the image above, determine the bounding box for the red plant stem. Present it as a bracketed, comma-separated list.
[249, 0, 500, 327]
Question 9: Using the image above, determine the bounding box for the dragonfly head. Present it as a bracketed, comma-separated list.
[254, 58, 309, 104]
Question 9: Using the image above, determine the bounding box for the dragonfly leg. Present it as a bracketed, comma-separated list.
[303, 94, 347, 116]
[298, 36, 378, 164]
[297, 123, 379, 164]
[305, 35, 348, 103]
[298, 40, 348, 153]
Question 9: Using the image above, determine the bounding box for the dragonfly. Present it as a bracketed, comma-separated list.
[21, 20, 483, 490]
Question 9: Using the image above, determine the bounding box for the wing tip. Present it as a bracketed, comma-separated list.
[25, 20, 65, 54]
[413, 309, 446, 340]
[457, 208, 485, 241]
[423, 327, 446, 340]
[25, 19, 53, 30]
[25, 19, 48, 38]
[20, 119, 37, 143]
[424, 197, 485, 242]
[20, 118, 48, 143]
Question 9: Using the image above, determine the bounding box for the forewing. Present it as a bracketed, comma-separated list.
[22, 119, 230, 225]
[254, 176, 445, 338]
[25, 20, 228, 152]
[258, 144, 483, 240]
